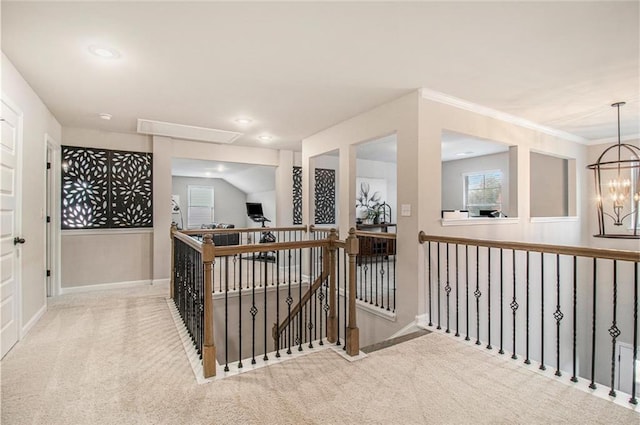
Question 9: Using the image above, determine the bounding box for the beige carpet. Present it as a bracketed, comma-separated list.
[1, 284, 638, 425]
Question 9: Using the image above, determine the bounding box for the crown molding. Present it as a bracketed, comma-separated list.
[420, 88, 589, 145]
[586, 133, 640, 146]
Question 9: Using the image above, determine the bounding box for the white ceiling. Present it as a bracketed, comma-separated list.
[441, 131, 510, 162]
[2, 2, 639, 150]
[172, 159, 275, 194]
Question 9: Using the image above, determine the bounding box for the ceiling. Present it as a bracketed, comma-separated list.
[172, 159, 275, 194]
[441, 131, 509, 162]
[2, 2, 639, 151]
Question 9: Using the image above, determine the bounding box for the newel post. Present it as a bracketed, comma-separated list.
[170, 224, 178, 299]
[346, 227, 360, 355]
[327, 228, 339, 343]
[202, 234, 217, 378]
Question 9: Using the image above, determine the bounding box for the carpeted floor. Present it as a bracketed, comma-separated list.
[1, 284, 637, 424]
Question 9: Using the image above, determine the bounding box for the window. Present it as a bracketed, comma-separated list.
[464, 170, 503, 216]
[187, 185, 214, 228]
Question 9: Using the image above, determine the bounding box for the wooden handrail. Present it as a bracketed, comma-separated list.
[213, 239, 331, 257]
[355, 230, 397, 240]
[180, 225, 307, 235]
[272, 268, 330, 342]
[173, 231, 204, 253]
[418, 231, 640, 262]
[309, 224, 336, 233]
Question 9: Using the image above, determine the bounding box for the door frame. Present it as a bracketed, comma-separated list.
[44, 134, 61, 297]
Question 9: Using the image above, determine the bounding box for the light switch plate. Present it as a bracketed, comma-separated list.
[401, 204, 411, 217]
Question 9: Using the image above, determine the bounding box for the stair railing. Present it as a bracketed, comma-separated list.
[419, 231, 640, 405]
[170, 225, 360, 379]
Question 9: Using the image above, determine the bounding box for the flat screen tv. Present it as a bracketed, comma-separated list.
[246, 202, 264, 217]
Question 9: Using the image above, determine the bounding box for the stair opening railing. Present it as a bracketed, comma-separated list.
[354, 230, 397, 313]
[419, 231, 640, 405]
[171, 225, 360, 378]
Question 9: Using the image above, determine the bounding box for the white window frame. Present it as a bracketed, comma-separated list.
[187, 185, 214, 228]
[463, 169, 503, 216]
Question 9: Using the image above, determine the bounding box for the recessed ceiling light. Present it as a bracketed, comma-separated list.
[217, 165, 225, 172]
[456, 151, 474, 156]
[235, 118, 252, 125]
[258, 135, 273, 142]
[98, 113, 112, 120]
[88, 45, 121, 59]
[205, 171, 212, 177]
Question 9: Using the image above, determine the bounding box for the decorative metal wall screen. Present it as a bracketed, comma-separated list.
[314, 168, 335, 224]
[292, 166, 302, 225]
[62, 146, 153, 229]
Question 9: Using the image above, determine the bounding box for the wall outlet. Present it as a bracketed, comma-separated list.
[401, 204, 411, 217]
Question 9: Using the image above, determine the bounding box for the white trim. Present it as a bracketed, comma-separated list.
[20, 304, 46, 339]
[441, 217, 520, 226]
[530, 216, 579, 223]
[137, 118, 242, 144]
[59, 279, 152, 295]
[61, 228, 154, 236]
[420, 88, 588, 144]
[389, 318, 422, 339]
[356, 299, 397, 321]
[152, 278, 170, 286]
[587, 133, 640, 146]
[44, 134, 61, 297]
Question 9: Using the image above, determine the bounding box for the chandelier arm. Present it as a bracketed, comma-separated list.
[602, 211, 618, 222]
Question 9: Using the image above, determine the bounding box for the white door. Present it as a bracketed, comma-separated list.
[1, 98, 22, 358]
[617, 342, 639, 396]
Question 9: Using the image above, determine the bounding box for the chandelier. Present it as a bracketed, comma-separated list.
[587, 102, 640, 238]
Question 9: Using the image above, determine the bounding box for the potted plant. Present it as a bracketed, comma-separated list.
[355, 182, 382, 224]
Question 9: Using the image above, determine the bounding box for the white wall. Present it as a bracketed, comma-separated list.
[441, 152, 510, 216]
[302, 91, 420, 345]
[2, 53, 62, 333]
[530, 152, 568, 217]
[172, 176, 247, 228]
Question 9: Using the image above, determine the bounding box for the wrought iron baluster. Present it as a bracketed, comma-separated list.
[525, 251, 530, 365]
[631, 263, 638, 405]
[465, 245, 470, 341]
[299, 247, 303, 351]
[428, 242, 433, 326]
[554, 254, 563, 377]
[238, 256, 243, 369]
[540, 253, 546, 371]
[251, 258, 257, 364]
[455, 244, 460, 337]
[275, 251, 281, 358]
[608, 260, 620, 397]
[445, 243, 451, 333]
[475, 245, 481, 345]
[437, 243, 441, 330]
[264, 252, 269, 361]
[286, 249, 293, 355]
[571, 256, 578, 382]
[589, 258, 597, 389]
[511, 250, 518, 360]
[224, 255, 230, 372]
[499, 248, 504, 355]
[487, 247, 492, 350]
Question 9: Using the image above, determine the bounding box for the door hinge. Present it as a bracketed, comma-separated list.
[47, 162, 51, 169]
[46, 270, 51, 277]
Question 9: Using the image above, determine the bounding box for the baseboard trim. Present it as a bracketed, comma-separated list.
[59, 279, 152, 295]
[20, 303, 47, 339]
[152, 278, 170, 286]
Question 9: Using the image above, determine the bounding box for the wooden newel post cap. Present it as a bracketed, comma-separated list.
[346, 227, 359, 255]
[203, 234, 214, 245]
